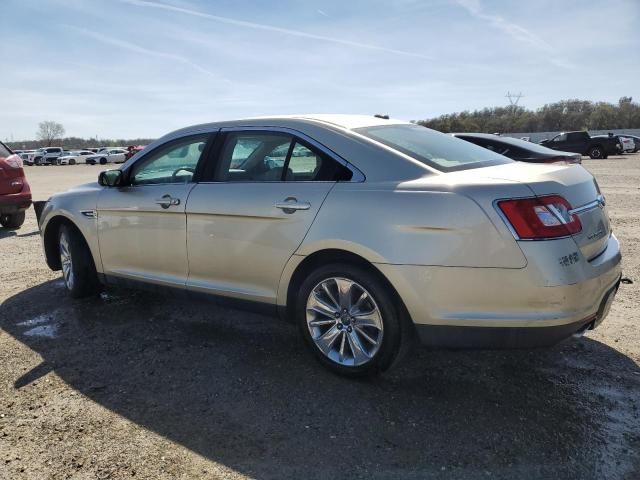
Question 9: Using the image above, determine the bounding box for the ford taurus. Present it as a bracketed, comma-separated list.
[37, 115, 622, 375]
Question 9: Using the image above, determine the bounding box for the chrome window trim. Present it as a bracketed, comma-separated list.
[218, 125, 365, 182]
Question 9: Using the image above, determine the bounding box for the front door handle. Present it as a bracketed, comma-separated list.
[275, 197, 311, 214]
[155, 194, 181, 209]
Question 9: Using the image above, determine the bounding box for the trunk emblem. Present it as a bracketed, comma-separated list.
[587, 228, 605, 240]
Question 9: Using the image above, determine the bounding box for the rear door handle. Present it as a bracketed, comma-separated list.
[155, 194, 181, 209]
[275, 197, 311, 214]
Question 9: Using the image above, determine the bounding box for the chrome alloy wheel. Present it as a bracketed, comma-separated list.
[306, 277, 384, 367]
[59, 231, 75, 291]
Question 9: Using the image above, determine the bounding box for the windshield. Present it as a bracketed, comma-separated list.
[354, 124, 512, 172]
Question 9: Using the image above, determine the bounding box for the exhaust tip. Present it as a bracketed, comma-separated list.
[573, 322, 593, 338]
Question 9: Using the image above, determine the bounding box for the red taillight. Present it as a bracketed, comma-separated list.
[497, 195, 582, 240]
[0, 154, 24, 169]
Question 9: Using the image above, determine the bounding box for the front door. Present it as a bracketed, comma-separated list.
[97, 134, 211, 287]
[185, 129, 353, 303]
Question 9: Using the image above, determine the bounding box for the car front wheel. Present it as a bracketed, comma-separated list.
[296, 263, 405, 376]
[58, 224, 101, 298]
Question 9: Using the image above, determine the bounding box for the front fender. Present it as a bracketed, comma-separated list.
[39, 187, 102, 273]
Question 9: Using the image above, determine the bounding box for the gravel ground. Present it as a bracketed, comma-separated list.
[1, 158, 639, 479]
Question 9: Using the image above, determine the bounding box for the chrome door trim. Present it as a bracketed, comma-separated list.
[218, 125, 365, 182]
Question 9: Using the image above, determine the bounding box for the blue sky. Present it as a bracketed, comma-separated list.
[1, 0, 639, 140]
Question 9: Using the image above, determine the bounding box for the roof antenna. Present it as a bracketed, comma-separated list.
[374, 114, 390, 120]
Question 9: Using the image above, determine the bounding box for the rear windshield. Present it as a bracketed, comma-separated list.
[354, 124, 512, 172]
[0, 141, 12, 158]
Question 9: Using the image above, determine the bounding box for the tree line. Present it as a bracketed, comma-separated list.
[415, 96, 640, 133]
[4, 120, 154, 150]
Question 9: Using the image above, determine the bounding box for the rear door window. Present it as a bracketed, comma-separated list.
[286, 142, 352, 181]
[216, 132, 352, 182]
[217, 132, 294, 182]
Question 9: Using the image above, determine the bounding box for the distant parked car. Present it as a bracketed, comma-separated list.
[0, 141, 31, 229]
[57, 150, 95, 165]
[20, 150, 36, 165]
[618, 136, 636, 153]
[33, 147, 65, 165]
[85, 148, 128, 165]
[452, 133, 581, 165]
[617, 135, 640, 152]
[124, 145, 146, 161]
[539, 131, 619, 159]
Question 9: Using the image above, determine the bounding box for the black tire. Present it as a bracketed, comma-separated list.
[99, 157, 107, 165]
[58, 224, 101, 298]
[0, 211, 26, 229]
[296, 263, 408, 376]
[588, 146, 604, 159]
[69, 159, 76, 166]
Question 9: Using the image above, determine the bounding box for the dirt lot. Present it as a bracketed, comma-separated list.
[1, 157, 639, 479]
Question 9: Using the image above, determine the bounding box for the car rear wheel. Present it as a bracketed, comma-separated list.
[58, 224, 101, 298]
[588, 146, 604, 159]
[0, 211, 26, 229]
[99, 157, 107, 165]
[296, 263, 405, 376]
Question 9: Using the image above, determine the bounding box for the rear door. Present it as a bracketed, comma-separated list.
[97, 133, 213, 286]
[185, 128, 355, 303]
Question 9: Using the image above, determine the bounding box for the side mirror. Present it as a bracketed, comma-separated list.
[98, 169, 123, 187]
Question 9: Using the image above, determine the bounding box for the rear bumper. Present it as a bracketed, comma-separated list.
[376, 233, 622, 348]
[0, 193, 32, 214]
[414, 278, 620, 348]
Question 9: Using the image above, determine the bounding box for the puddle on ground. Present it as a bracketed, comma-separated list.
[17, 312, 59, 339]
[17, 315, 52, 327]
[23, 324, 59, 338]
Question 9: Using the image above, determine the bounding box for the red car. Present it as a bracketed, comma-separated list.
[124, 144, 145, 161]
[0, 140, 31, 228]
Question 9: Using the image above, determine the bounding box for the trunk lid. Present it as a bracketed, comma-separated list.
[472, 163, 610, 260]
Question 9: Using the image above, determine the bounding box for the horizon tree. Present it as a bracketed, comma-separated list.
[36, 121, 65, 146]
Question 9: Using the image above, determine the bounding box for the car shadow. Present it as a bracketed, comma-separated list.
[1, 280, 639, 479]
[0, 225, 39, 240]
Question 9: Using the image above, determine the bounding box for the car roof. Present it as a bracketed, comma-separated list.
[131, 114, 426, 182]
[169, 114, 410, 136]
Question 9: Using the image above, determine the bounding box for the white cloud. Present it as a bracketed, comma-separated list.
[119, 0, 433, 60]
